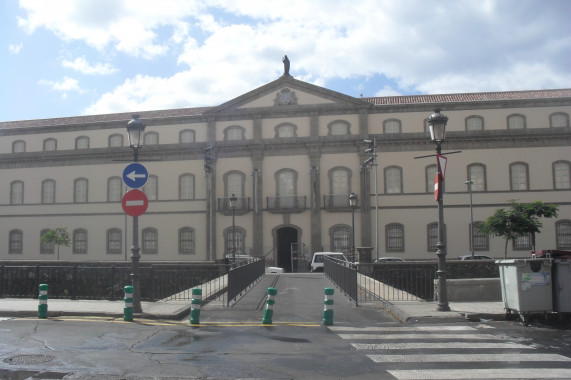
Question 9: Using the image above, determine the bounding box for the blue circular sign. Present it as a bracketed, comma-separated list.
[122, 162, 148, 189]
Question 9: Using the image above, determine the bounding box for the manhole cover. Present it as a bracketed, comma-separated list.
[3, 354, 55, 365]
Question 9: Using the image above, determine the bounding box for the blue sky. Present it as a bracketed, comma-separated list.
[1, 0, 570, 122]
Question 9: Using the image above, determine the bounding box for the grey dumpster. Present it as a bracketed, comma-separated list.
[497, 259, 552, 325]
[553, 258, 571, 313]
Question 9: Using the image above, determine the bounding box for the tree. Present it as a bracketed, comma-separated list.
[479, 200, 558, 259]
[40, 227, 71, 260]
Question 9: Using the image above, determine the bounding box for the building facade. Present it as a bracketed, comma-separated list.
[1, 74, 570, 268]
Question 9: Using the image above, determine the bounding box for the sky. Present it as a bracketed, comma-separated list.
[1, 0, 570, 122]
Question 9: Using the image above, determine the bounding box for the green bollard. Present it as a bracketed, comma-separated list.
[124, 285, 134, 322]
[262, 287, 278, 325]
[323, 287, 334, 325]
[38, 284, 48, 319]
[190, 288, 202, 325]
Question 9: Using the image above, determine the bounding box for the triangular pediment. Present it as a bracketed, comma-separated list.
[204, 75, 371, 116]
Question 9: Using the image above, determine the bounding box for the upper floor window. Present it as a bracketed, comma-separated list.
[43, 138, 57, 151]
[507, 114, 526, 130]
[74, 178, 88, 203]
[180, 129, 196, 143]
[75, 136, 90, 150]
[9, 229, 23, 254]
[12, 140, 26, 153]
[556, 220, 571, 250]
[144, 132, 159, 145]
[383, 119, 401, 134]
[277, 169, 297, 197]
[384, 166, 403, 194]
[466, 116, 484, 131]
[107, 228, 122, 255]
[42, 179, 56, 204]
[142, 227, 158, 254]
[553, 161, 571, 189]
[179, 173, 195, 200]
[275, 123, 297, 138]
[550, 112, 569, 128]
[510, 162, 529, 191]
[40, 229, 54, 254]
[10, 180, 24, 205]
[467, 164, 486, 191]
[329, 167, 351, 195]
[330, 225, 350, 252]
[471, 222, 489, 251]
[328, 120, 350, 136]
[108, 177, 123, 202]
[225, 171, 245, 198]
[386, 223, 404, 252]
[425, 165, 437, 193]
[73, 228, 88, 254]
[179, 227, 195, 254]
[143, 175, 158, 201]
[224, 126, 245, 141]
[108, 134, 123, 147]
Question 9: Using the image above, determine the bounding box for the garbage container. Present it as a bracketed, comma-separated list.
[552, 258, 571, 313]
[497, 259, 552, 325]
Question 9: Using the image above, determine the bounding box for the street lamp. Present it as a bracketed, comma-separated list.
[229, 193, 238, 265]
[427, 109, 450, 312]
[363, 139, 379, 260]
[126, 114, 145, 314]
[349, 192, 358, 261]
[465, 179, 475, 258]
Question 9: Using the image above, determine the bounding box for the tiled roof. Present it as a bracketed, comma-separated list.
[362, 89, 571, 105]
[1, 89, 569, 130]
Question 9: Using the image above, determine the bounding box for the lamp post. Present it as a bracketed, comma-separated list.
[363, 139, 379, 260]
[427, 109, 450, 312]
[349, 192, 357, 261]
[229, 193, 237, 265]
[465, 179, 475, 258]
[126, 114, 145, 314]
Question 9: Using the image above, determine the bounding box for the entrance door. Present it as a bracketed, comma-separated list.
[276, 227, 298, 272]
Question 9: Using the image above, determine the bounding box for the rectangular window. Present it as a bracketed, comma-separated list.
[471, 222, 489, 251]
[386, 224, 404, 252]
[513, 233, 532, 250]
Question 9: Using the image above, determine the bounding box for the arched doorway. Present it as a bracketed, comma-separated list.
[276, 226, 298, 272]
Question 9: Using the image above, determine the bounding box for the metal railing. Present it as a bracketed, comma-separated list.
[357, 264, 436, 302]
[266, 195, 306, 211]
[227, 258, 265, 306]
[322, 194, 356, 209]
[217, 196, 250, 212]
[324, 256, 358, 306]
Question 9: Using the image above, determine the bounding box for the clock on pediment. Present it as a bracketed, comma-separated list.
[274, 88, 298, 106]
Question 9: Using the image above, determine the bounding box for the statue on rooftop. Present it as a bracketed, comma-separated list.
[282, 55, 290, 76]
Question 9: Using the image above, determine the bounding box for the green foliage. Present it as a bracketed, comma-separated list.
[479, 200, 558, 259]
[40, 227, 70, 259]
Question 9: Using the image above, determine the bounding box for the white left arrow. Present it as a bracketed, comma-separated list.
[127, 170, 146, 181]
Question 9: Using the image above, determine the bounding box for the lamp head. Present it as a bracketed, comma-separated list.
[127, 114, 146, 149]
[427, 109, 448, 143]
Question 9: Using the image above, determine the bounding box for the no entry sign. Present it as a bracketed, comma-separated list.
[122, 189, 148, 217]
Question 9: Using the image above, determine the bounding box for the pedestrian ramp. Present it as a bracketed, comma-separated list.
[328, 324, 571, 379]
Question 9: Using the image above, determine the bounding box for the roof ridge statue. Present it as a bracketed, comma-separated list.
[282, 55, 291, 77]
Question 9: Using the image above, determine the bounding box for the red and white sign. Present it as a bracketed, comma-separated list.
[122, 189, 148, 217]
[436, 154, 447, 180]
[434, 173, 440, 201]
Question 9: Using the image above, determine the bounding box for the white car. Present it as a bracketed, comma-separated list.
[310, 252, 349, 272]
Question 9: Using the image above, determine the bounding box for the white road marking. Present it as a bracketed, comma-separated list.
[387, 368, 571, 379]
[351, 342, 533, 350]
[369, 353, 570, 363]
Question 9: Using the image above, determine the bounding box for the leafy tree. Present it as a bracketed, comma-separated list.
[479, 200, 558, 259]
[40, 227, 71, 260]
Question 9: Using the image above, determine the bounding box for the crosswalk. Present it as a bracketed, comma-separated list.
[329, 324, 571, 379]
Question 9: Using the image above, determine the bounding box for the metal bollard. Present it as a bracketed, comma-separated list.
[38, 284, 48, 319]
[124, 285, 134, 322]
[262, 287, 277, 325]
[190, 288, 202, 325]
[323, 287, 334, 325]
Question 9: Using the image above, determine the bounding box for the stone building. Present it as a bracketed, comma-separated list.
[1, 73, 570, 269]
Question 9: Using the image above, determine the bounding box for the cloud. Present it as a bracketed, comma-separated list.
[61, 56, 118, 75]
[9, 43, 23, 54]
[38, 76, 84, 98]
[19, 0, 571, 115]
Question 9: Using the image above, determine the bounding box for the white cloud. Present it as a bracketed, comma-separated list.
[19, 0, 571, 115]
[38, 76, 84, 98]
[9, 43, 23, 54]
[61, 56, 118, 75]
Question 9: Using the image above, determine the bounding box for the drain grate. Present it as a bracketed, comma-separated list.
[3, 354, 55, 365]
